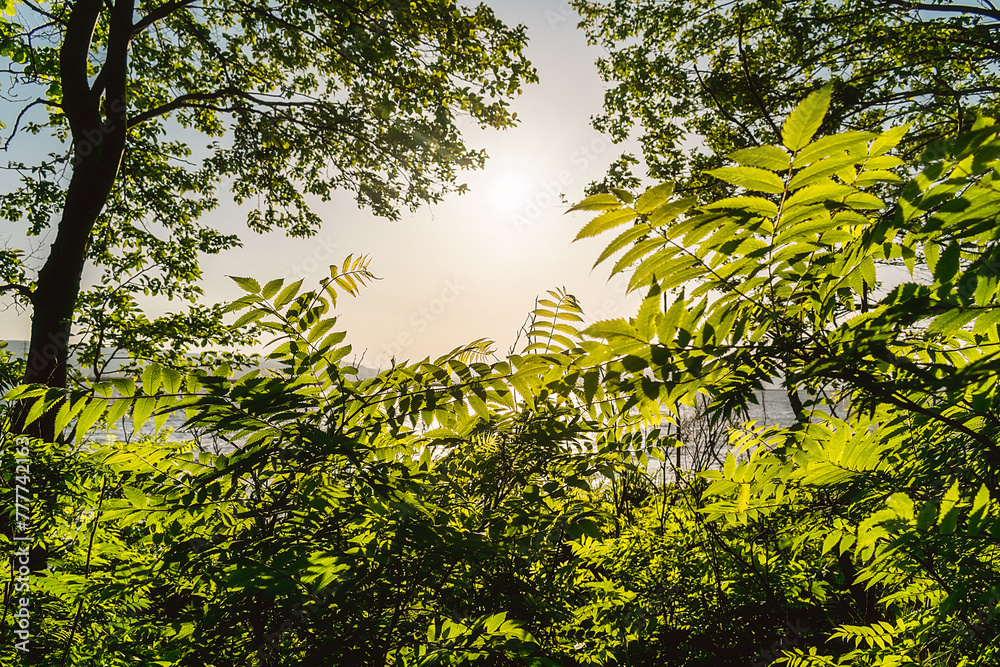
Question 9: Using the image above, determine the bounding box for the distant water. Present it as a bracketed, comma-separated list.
[2, 339, 809, 464]
[99, 387, 804, 451]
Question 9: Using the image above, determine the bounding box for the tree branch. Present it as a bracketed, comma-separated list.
[0, 284, 33, 302]
[59, 0, 104, 137]
[132, 0, 198, 35]
[127, 87, 242, 127]
[693, 63, 759, 146]
[882, 0, 1000, 21]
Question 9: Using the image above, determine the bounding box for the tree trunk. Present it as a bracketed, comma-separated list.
[13, 0, 132, 439]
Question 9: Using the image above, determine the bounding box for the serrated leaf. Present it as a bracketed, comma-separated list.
[782, 84, 832, 152]
[706, 166, 784, 194]
[583, 318, 640, 340]
[233, 309, 266, 328]
[75, 400, 107, 442]
[307, 318, 339, 345]
[635, 182, 674, 213]
[704, 196, 779, 216]
[784, 182, 855, 209]
[133, 396, 157, 431]
[24, 396, 54, 428]
[161, 367, 183, 394]
[793, 131, 874, 167]
[54, 395, 90, 434]
[568, 193, 621, 212]
[730, 145, 791, 171]
[142, 364, 162, 395]
[261, 279, 284, 299]
[935, 242, 961, 283]
[274, 279, 304, 308]
[230, 276, 261, 293]
[112, 378, 136, 397]
[611, 187, 634, 203]
[575, 208, 639, 240]
[973, 484, 990, 514]
[939, 479, 961, 525]
[870, 123, 910, 157]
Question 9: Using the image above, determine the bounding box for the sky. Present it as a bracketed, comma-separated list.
[0, 0, 643, 368]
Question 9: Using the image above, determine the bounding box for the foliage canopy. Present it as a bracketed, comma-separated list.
[0, 0, 536, 405]
[573, 0, 1000, 193]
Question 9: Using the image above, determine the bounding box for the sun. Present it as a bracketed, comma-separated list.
[487, 169, 534, 215]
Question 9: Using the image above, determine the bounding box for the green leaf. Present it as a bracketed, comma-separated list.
[574, 208, 639, 240]
[568, 193, 621, 212]
[230, 276, 261, 293]
[75, 400, 107, 442]
[24, 395, 53, 428]
[161, 367, 183, 394]
[706, 166, 784, 194]
[583, 319, 640, 340]
[133, 396, 157, 431]
[611, 187, 634, 203]
[54, 395, 89, 434]
[648, 197, 696, 226]
[782, 84, 832, 152]
[938, 480, 961, 526]
[935, 242, 960, 283]
[793, 131, 874, 167]
[274, 279, 304, 308]
[142, 364, 162, 395]
[261, 278, 284, 299]
[593, 223, 649, 269]
[870, 123, 910, 157]
[635, 182, 674, 213]
[729, 145, 791, 171]
[973, 484, 991, 515]
[784, 182, 854, 209]
[703, 196, 779, 216]
[112, 378, 136, 398]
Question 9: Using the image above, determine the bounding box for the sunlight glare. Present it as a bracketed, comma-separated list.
[487, 170, 534, 215]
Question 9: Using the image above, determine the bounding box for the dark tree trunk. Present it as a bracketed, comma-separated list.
[13, 0, 132, 439]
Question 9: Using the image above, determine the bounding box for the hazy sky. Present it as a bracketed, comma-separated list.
[1, 1, 643, 367]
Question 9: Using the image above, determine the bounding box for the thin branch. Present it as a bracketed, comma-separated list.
[1, 98, 52, 150]
[737, 13, 781, 139]
[693, 63, 759, 146]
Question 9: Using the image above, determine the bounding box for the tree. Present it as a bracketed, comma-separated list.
[0, 0, 535, 433]
[572, 0, 1000, 193]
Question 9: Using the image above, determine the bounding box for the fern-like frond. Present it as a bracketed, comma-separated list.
[523, 288, 585, 354]
[329, 254, 380, 298]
